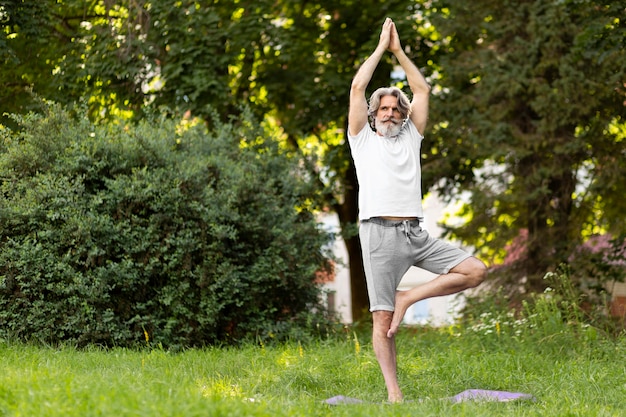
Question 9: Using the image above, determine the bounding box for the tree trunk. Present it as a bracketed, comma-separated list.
[335, 156, 369, 323]
[523, 150, 577, 290]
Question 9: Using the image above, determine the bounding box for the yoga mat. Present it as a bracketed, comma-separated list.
[324, 389, 535, 405]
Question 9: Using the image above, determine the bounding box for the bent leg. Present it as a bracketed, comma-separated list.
[372, 310, 403, 403]
[387, 257, 487, 338]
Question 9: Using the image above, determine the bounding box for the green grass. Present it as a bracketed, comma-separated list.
[1, 324, 625, 417]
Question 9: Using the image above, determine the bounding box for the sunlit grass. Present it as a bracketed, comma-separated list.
[1, 325, 625, 416]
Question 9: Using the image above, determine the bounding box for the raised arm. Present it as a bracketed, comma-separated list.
[388, 20, 431, 135]
[348, 18, 394, 137]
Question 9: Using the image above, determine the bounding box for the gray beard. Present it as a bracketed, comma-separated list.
[375, 118, 402, 138]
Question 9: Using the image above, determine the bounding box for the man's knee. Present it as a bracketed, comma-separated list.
[372, 310, 393, 331]
[456, 257, 487, 288]
[468, 257, 487, 288]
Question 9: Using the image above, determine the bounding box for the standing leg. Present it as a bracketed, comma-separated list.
[372, 310, 403, 403]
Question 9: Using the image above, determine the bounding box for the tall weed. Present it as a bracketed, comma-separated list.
[460, 266, 620, 355]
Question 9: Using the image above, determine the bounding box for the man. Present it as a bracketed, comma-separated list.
[348, 18, 487, 403]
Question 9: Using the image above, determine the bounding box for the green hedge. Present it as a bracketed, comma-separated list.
[0, 105, 333, 348]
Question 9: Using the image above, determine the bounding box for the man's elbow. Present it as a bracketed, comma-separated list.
[351, 76, 370, 93]
[411, 83, 431, 96]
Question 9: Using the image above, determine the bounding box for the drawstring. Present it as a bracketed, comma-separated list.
[365, 217, 419, 243]
[402, 220, 411, 244]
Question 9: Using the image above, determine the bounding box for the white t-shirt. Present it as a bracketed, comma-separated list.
[348, 119, 424, 221]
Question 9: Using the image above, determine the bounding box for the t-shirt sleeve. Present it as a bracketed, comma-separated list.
[347, 123, 371, 152]
[404, 119, 424, 148]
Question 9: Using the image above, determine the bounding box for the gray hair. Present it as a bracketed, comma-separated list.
[367, 86, 411, 129]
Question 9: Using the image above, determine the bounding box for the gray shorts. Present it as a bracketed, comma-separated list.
[359, 217, 471, 312]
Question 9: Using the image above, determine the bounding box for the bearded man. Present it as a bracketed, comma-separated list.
[347, 17, 487, 403]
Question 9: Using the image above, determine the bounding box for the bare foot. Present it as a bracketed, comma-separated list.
[387, 290, 411, 338]
[387, 391, 404, 403]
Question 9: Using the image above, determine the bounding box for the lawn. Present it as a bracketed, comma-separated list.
[1, 320, 625, 417]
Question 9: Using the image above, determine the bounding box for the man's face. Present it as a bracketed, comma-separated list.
[374, 95, 403, 138]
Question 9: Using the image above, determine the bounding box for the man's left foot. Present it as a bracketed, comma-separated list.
[387, 290, 410, 338]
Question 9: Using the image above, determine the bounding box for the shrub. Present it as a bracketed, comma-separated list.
[566, 233, 626, 304]
[0, 104, 334, 348]
[460, 266, 622, 352]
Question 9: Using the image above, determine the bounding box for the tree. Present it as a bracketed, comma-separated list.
[3, 0, 435, 322]
[0, 0, 75, 126]
[427, 0, 626, 292]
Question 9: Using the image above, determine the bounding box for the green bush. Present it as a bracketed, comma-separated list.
[0, 104, 334, 348]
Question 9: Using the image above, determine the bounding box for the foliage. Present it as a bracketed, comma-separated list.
[428, 0, 626, 291]
[0, 103, 334, 347]
[0, 0, 87, 126]
[1, 0, 441, 321]
[566, 233, 626, 304]
[4, 0, 626, 315]
[461, 264, 625, 342]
